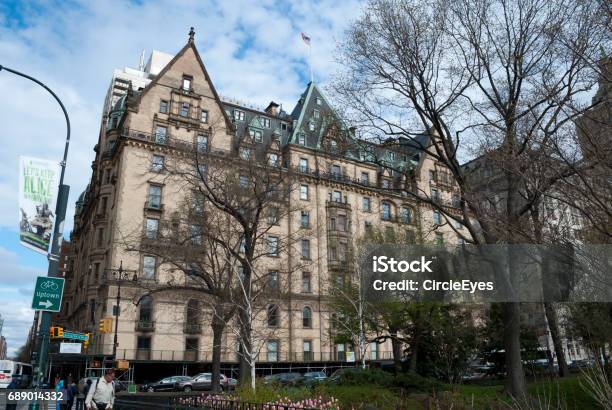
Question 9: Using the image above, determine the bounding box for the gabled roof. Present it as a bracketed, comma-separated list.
[134, 37, 235, 132]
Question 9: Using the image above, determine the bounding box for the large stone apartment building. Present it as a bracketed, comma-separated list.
[55, 33, 465, 379]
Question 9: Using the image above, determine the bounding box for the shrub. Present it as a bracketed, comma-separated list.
[336, 368, 394, 387]
[393, 372, 447, 393]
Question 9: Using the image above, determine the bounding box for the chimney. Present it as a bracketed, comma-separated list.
[265, 101, 280, 116]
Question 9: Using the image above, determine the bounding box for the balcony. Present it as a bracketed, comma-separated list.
[183, 323, 202, 334]
[135, 320, 155, 332]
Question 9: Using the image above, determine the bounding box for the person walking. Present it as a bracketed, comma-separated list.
[5, 375, 19, 410]
[75, 379, 88, 410]
[85, 369, 115, 410]
[67, 381, 78, 409]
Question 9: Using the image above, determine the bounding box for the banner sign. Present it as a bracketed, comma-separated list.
[19, 156, 59, 255]
[59, 342, 82, 354]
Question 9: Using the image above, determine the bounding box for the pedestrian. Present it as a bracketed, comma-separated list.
[5, 375, 19, 410]
[67, 381, 78, 410]
[54, 376, 67, 410]
[85, 369, 115, 410]
[75, 379, 88, 410]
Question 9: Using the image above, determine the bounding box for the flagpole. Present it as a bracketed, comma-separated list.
[309, 43, 313, 83]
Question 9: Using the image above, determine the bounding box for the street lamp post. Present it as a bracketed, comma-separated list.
[0, 65, 71, 387]
[104, 261, 137, 363]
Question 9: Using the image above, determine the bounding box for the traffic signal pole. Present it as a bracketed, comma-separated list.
[0, 65, 71, 387]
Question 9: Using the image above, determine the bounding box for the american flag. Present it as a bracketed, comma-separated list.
[301, 32, 311, 46]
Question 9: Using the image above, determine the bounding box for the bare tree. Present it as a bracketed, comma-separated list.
[333, 0, 609, 399]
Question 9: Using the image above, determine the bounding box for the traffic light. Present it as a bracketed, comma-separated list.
[49, 326, 64, 338]
[98, 318, 112, 334]
[83, 333, 91, 349]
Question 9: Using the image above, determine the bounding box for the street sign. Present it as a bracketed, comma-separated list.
[63, 331, 89, 341]
[31, 276, 64, 312]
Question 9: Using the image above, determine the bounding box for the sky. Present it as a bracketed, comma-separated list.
[0, 0, 365, 357]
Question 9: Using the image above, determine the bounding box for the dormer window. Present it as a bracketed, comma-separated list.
[281, 122, 288, 131]
[309, 121, 315, 131]
[182, 76, 192, 91]
[262, 118, 271, 128]
[313, 109, 320, 119]
[298, 134, 306, 145]
[316, 97, 322, 105]
[201, 110, 208, 123]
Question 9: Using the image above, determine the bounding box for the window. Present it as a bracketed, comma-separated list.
[196, 134, 208, 153]
[300, 211, 310, 228]
[360, 172, 370, 185]
[435, 232, 444, 245]
[302, 271, 311, 292]
[388, 151, 396, 161]
[332, 191, 342, 202]
[185, 337, 199, 352]
[239, 175, 249, 188]
[268, 153, 278, 167]
[316, 97, 322, 105]
[339, 215, 348, 232]
[330, 140, 337, 151]
[267, 207, 279, 225]
[363, 197, 371, 212]
[267, 305, 279, 327]
[308, 121, 315, 131]
[182, 76, 192, 91]
[234, 110, 245, 121]
[180, 102, 190, 117]
[298, 133, 306, 145]
[429, 170, 436, 181]
[382, 202, 391, 220]
[313, 109, 320, 119]
[186, 299, 201, 324]
[300, 184, 309, 200]
[329, 218, 336, 231]
[370, 342, 378, 360]
[239, 236, 246, 253]
[143, 256, 156, 279]
[267, 235, 279, 256]
[139, 295, 153, 322]
[249, 129, 263, 142]
[267, 340, 279, 362]
[89, 299, 96, 323]
[452, 194, 461, 208]
[155, 126, 167, 144]
[200, 110, 208, 123]
[299, 158, 308, 173]
[401, 207, 411, 224]
[145, 218, 159, 239]
[303, 340, 313, 361]
[268, 271, 278, 290]
[331, 164, 341, 176]
[301, 239, 311, 259]
[382, 179, 390, 189]
[431, 188, 440, 202]
[151, 155, 164, 172]
[241, 147, 250, 160]
[147, 185, 162, 209]
[137, 336, 151, 350]
[281, 122, 288, 130]
[96, 228, 104, 246]
[191, 224, 202, 245]
[262, 117, 271, 128]
[197, 164, 207, 177]
[458, 237, 465, 247]
[159, 100, 168, 114]
[433, 210, 442, 225]
[303, 306, 312, 328]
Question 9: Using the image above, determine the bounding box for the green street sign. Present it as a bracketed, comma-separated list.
[31, 276, 64, 312]
[128, 384, 137, 394]
[63, 331, 89, 341]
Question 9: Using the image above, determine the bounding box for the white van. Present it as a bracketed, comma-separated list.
[0, 360, 32, 388]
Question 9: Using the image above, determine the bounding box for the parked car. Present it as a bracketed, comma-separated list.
[569, 359, 596, 371]
[141, 376, 191, 392]
[224, 377, 237, 390]
[176, 373, 224, 392]
[263, 372, 303, 386]
[303, 371, 327, 384]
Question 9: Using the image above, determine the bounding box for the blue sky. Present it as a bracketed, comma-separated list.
[0, 0, 364, 357]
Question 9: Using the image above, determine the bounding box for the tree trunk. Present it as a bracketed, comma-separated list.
[408, 342, 418, 375]
[210, 316, 225, 393]
[543, 302, 569, 377]
[390, 328, 402, 373]
[503, 302, 527, 400]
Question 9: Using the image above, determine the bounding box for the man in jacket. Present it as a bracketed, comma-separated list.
[85, 369, 115, 410]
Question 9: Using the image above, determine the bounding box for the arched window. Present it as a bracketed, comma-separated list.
[139, 295, 153, 322]
[303, 306, 312, 328]
[267, 304, 279, 327]
[186, 299, 201, 324]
